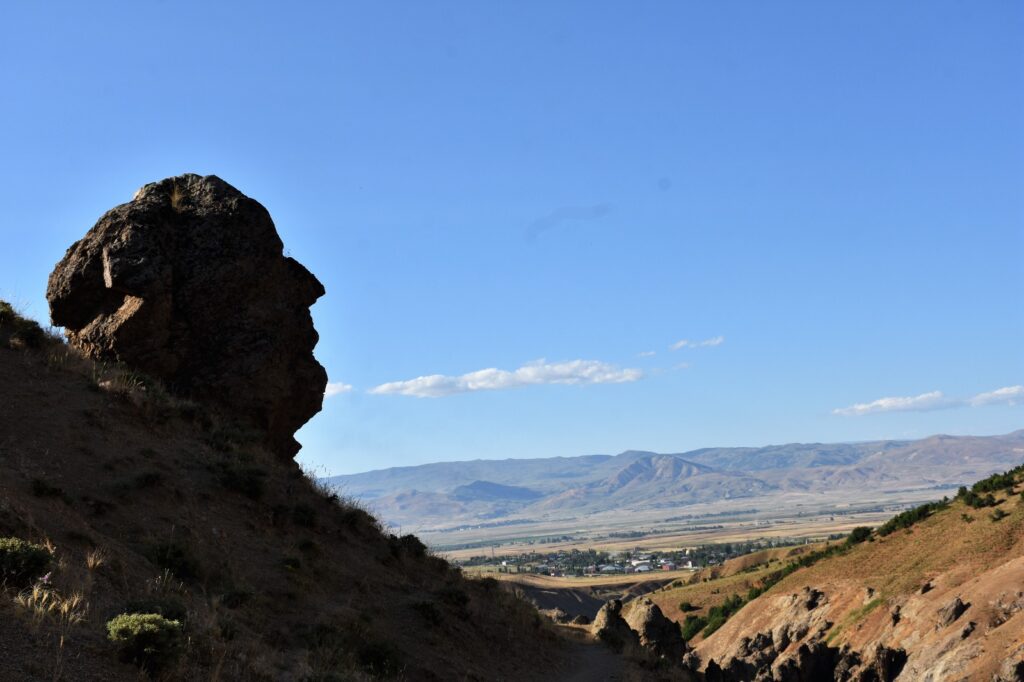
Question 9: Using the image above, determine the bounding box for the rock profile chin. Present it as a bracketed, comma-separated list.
[47, 173, 327, 458]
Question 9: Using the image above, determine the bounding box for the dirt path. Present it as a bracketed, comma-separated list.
[562, 639, 627, 682]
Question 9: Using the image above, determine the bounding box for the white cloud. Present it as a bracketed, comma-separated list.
[638, 350, 656, 358]
[324, 382, 354, 398]
[369, 359, 643, 398]
[670, 335, 724, 351]
[833, 391, 953, 416]
[970, 385, 1024, 407]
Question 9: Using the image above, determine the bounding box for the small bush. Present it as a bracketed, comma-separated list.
[0, 537, 52, 587]
[991, 509, 1010, 522]
[149, 543, 200, 582]
[680, 614, 707, 641]
[958, 486, 998, 509]
[678, 601, 699, 613]
[390, 533, 427, 559]
[845, 526, 872, 546]
[106, 612, 183, 672]
[877, 500, 949, 536]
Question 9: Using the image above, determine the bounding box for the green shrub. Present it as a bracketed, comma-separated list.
[845, 526, 872, 546]
[701, 594, 744, 637]
[680, 614, 707, 641]
[106, 613, 183, 672]
[0, 537, 52, 587]
[972, 468, 1021, 494]
[678, 601, 698, 612]
[991, 509, 1010, 522]
[877, 500, 949, 536]
[957, 486, 998, 509]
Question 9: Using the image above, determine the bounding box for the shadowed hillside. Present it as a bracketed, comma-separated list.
[0, 304, 569, 680]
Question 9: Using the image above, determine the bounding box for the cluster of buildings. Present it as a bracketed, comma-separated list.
[461, 537, 821, 577]
[587, 555, 696, 574]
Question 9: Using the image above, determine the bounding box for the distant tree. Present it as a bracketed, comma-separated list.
[845, 527, 872, 546]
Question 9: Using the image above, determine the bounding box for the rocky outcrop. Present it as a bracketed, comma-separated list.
[47, 174, 327, 458]
[624, 598, 688, 661]
[592, 599, 640, 652]
[698, 587, 912, 682]
[936, 596, 969, 628]
[994, 645, 1024, 682]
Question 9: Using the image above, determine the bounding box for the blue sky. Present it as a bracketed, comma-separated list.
[1, 2, 1021, 474]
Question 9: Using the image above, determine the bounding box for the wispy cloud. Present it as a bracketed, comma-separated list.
[369, 359, 643, 398]
[526, 204, 612, 240]
[970, 385, 1024, 407]
[324, 382, 354, 398]
[637, 350, 656, 358]
[834, 383, 1024, 416]
[833, 391, 952, 416]
[670, 336, 724, 351]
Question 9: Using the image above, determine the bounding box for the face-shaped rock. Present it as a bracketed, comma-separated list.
[47, 174, 327, 458]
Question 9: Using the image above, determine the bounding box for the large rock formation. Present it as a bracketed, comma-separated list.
[624, 598, 688, 661]
[591, 599, 640, 653]
[47, 174, 327, 458]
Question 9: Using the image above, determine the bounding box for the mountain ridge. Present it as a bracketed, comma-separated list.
[326, 432, 1024, 530]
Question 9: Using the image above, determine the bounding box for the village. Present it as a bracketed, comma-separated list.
[457, 536, 830, 577]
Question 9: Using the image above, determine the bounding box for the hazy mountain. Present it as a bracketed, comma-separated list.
[325, 431, 1024, 529]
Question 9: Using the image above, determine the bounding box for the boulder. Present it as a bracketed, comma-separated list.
[624, 598, 687, 661]
[47, 174, 327, 458]
[936, 597, 969, 629]
[591, 599, 639, 653]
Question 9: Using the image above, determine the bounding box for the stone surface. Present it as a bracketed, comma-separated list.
[47, 174, 327, 458]
[936, 596, 969, 629]
[624, 597, 688, 661]
[591, 599, 639, 653]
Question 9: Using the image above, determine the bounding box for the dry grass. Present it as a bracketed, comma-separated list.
[0, 315, 571, 680]
[12, 585, 89, 681]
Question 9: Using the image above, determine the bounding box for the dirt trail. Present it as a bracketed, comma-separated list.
[562, 639, 626, 682]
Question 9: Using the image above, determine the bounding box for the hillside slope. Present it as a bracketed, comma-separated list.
[0, 309, 568, 681]
[692, 481, 1024, 679]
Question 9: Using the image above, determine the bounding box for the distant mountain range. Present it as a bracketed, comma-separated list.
[324, 431, 1024, 530]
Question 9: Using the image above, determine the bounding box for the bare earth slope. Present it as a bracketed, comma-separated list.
[695, 489, 1024, 680]
[0, 320, 569, 680]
